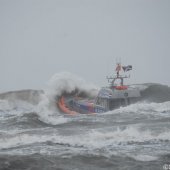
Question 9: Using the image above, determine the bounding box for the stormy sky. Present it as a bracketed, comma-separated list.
[0, 0, 170, 92]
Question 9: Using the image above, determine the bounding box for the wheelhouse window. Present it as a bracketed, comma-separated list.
[96, 98, 109, 109]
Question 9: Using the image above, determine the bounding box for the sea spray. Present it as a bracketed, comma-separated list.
[46, 72, 98, 98]
[36, 72, 98, 125]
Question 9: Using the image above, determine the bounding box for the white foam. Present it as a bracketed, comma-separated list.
[0, 134, 49, 149]
[130, 154, 158, 161]
[85, 126, 152, 146]
[36, 72, 98, 125]
[53, 126, 170, 149]
[46, 71, 98, 98]
[105, 101, 170, 117]
[0, 100, 12, 111]
[0, 99, 36, 117]
[0, 125, 169, 159]
[36, 93, 69, 125]
[0, 93, 68, 125]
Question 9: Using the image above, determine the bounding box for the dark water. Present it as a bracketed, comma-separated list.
[0, 82, 170, 170]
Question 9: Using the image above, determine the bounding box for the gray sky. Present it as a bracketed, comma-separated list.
[0, 0, 170, 92]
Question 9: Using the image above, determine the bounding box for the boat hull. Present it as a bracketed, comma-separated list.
[58, 96, 107, 114]
[57, 86, 141, 114]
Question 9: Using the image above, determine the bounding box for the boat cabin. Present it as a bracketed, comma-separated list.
[94, 63, 140, 111]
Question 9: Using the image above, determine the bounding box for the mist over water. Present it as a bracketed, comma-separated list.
[0, 72, 170, 170]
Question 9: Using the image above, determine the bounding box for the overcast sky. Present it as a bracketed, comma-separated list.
[0, 0, 170, 92]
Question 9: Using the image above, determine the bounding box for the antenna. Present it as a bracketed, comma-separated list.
[116, 57, 121, 64]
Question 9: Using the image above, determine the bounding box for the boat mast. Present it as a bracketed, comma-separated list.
[106, 61, 129, 87]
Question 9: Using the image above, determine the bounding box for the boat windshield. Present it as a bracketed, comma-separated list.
[113, 78, 123, 86]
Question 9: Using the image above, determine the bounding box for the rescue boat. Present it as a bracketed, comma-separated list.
[58, 63, 141, 114]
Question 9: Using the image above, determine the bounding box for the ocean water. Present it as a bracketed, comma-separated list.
[0, 72, 170, 170]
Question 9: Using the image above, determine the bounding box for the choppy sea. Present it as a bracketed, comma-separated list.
[0, 72, 170, 170]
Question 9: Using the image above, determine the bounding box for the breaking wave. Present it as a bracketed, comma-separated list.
[36, 72, 98, 125]
[0, 125, 169, 160]
[0, 72, 170, 125]
[140, 83, 170, 102]
[109, 101, 170, 117]
[0, 72, 98, 125]
[0, 72, 170, 169]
